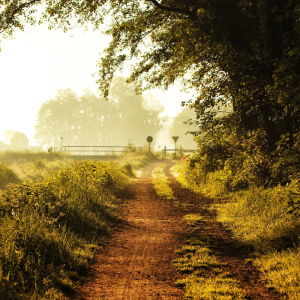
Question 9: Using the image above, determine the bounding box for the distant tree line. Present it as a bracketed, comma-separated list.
[35, 77, 164, 148]
[1, 130, 29, 150]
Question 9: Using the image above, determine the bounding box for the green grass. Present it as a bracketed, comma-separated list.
[0, 159, 130, 299]
[255, 249, 300, 300]
[152, 164, 175, 200]
[174, 232, 246, 299]
[176, 275, 248, 300]
[173, 159, 300, 299]
[0, 150, 74, 185]
[183, 214, 205, 226]
[171, 163, 229, 198]
[212, 184, 300, 254]
[0, 163, 21, 189]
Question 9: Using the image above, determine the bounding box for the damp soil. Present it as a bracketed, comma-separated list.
[68, 160, 285, 300]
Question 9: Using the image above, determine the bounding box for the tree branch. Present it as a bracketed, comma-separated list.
[146, 0, 195, 18]
[0, 0, 41, 33]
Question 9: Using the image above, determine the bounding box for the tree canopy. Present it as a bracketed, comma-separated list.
[1, 0, 300, 149]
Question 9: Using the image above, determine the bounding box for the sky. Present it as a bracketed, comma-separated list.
[0, 24, 191, 147]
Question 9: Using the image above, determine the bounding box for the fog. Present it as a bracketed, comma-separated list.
[0, 25, 194, 150]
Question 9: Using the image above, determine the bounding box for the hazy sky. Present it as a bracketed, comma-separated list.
[0, 24, 190, 147]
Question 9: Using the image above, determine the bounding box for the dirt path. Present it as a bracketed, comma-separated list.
[70, 161, 184, 299]
[69, 161, 284, 300]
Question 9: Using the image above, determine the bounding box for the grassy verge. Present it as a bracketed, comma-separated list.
[0, 156, 134, 299]
[172, 160, 300, 299]
[117, 150, 153, 177]
[152, 164, 174, 200]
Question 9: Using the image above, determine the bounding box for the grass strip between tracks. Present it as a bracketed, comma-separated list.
[174, 215, 248, 300]
[152, 164, 175, 200]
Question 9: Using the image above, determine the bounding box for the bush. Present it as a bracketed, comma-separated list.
[0, 163, 20, 189]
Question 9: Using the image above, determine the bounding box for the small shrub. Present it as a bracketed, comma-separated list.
[0, 163, 20, 189]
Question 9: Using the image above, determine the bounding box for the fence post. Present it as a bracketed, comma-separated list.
[164, 146, 166, 158]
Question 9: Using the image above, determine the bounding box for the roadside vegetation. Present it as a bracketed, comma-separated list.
[0, 149, 150, 299]
[172, 130, 300, 299]
[0, 150, 74, 185]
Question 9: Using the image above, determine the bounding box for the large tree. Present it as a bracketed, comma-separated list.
[2, 0, 300, 148]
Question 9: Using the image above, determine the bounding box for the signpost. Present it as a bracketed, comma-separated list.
[172, 136, 179, 157]
[147, 136, 153, 153]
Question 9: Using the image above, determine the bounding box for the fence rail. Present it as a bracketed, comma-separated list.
[162, 146, 197, 158]
[61, 145, 147, 155]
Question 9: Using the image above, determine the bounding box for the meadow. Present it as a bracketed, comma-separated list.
[0, 149, 149, 299]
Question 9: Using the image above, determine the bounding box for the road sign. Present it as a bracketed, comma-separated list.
[172, 136, 179, 143]
[147, 136, 153, 143]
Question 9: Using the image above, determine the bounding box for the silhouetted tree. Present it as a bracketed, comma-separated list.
[35, 78, 164, 147]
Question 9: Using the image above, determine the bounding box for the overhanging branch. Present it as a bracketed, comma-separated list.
[146, 0, 195, 18]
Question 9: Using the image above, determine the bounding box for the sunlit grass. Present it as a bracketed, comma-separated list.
[173, 159, 300, 298]
[0, 159, 131, 299]
[176, 275, 248, 300]
[152, 163, 175, 200]
[174, 230, 246, 299]
[173, 246, 219, 272]
[183, 214, 205, 226]
[0, 150, 74, 186]
[0, 163, 21, 189]
[254, 250, 300, 300]
[212, 184, 300, 253]
[171, 162, 229, 197]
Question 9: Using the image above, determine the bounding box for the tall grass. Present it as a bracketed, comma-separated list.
[173, 160, 300, 299]
[0, 163, 21, 189]
[0, 150, 74, 185]
[0, 159, 130, 299]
